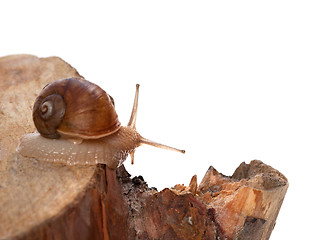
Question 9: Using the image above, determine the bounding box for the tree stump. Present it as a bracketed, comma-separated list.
[0, 55, 288, 240]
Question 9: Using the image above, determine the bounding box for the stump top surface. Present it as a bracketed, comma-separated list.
[0, 155, 96, 239]
[0, 55, 98, 239]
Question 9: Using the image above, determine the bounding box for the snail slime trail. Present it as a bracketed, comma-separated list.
[18, 78, 185, 169]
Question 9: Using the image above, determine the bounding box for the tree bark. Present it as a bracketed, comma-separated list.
[0, 55, 288, 240]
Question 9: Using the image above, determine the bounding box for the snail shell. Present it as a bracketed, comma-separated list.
[18, 78, 185, 169]
[33, 77, 120, 139]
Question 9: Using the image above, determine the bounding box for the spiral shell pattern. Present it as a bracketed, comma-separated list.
[33, 78, 121, 139]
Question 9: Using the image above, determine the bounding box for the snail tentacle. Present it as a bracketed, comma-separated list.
[126, 84, 185, 164]
[127, 84, 140, 129]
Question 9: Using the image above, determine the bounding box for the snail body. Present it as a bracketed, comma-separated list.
[18, 77, 184, 169]
[18, 127, 140, 169]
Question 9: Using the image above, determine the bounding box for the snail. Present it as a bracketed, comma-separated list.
[18, 77, 185, 169]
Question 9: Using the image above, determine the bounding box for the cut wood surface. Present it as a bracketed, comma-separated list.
[0, 54, 82, 165]
[0, 55, 288, 240]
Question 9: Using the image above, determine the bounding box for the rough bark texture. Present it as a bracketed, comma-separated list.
[0, 55, 288, 240]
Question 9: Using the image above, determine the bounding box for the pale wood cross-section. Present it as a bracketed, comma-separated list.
[0, 55, 288, 240]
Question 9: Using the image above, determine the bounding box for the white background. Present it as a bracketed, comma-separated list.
[1, 1, 311, 239]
